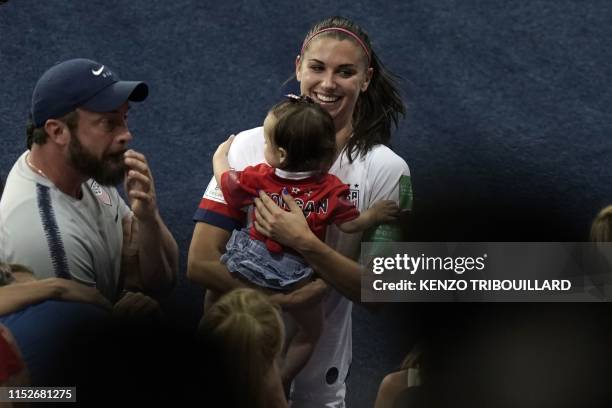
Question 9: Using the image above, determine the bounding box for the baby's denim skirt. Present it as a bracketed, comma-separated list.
[221, 228, 313, 290]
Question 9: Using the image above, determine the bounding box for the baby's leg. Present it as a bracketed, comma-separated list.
[281, 298, 324, 391]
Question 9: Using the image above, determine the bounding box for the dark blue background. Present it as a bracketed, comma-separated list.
[2, 1, 611, 406]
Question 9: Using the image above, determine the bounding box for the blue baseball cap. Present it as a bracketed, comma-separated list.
[31, 58, 148, 127]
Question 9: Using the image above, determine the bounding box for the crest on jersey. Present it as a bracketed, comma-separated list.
[347, 184, 360, 209]
[203, 176, 227, 204]
[90, 181, 111, 206]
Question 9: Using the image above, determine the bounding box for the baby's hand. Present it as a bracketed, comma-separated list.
[370, 200, 400, 224]
[212, 134, 236, 184]
[213, 134, 235, 161]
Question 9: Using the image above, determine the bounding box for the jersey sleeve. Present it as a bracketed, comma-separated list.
[366, 146, 412, 210]
[328, 178, 360, 225]
[363, 146, 412, 242]
[219, 164, 268, 209]
[192, 127, 266, 232]
[193, 176, 246, 231]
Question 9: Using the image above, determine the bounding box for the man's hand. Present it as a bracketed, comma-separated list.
[124, 149, 158, 222]
[122, 150, 178, 296]
[121, 216, 139, 257]
[112, 291, 162, 322]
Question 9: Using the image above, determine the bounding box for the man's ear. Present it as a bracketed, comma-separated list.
[278, 147, 288, 165]
[44, 119, 71, 146]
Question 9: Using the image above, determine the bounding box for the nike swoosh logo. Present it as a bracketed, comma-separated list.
[92, 65, 105, 76]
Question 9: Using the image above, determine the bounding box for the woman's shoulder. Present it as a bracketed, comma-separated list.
[231, 126, 264, 149]
[364, 144, 410, 175]
[228, 126, 265, 168]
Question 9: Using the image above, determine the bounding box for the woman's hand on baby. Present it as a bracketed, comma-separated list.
[254, 190, 314, 251]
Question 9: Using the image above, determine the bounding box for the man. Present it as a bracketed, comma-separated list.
[0, 58, 178, 302]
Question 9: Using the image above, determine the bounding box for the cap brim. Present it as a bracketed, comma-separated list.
[81, 81, 148, 112]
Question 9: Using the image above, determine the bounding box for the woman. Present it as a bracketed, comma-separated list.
[188, 16, 412, 407]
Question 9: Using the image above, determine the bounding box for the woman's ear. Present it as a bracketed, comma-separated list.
[295, 55, 302, 82]
[361, 67, 374, 92]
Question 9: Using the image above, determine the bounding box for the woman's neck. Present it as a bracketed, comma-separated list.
[334, 123, 353, 153]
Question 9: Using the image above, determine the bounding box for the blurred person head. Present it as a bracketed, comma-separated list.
[590, 205, 612, 242]
[199, 288, 284, 408]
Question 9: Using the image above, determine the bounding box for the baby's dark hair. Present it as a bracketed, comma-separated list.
[269, 95, 336, 172]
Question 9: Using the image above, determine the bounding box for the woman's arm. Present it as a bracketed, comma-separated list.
[0, 278, 111, 315]
[187, 223, 247, 294]
[187, 222, 328, 307]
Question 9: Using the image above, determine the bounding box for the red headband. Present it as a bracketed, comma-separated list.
[300, 27, 371, 66]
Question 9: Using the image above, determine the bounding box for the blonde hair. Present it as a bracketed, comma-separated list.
[590, 205, 612, 242]
[0, 263, 34, 287]
[400, 343, 423, 370]
[199, 288, 283, 408]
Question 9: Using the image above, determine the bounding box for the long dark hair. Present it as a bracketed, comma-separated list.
[269, 96, 336, 172]
[301, 16, 406, 162]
